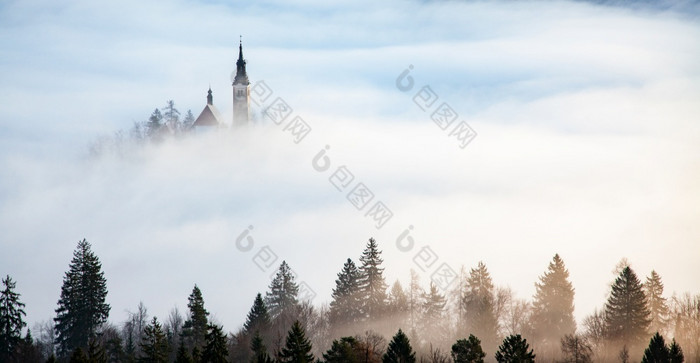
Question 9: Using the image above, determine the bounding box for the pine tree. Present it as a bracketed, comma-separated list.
[531, 254, 576, 352]
[668, 339, 684, 363]
[387, 280, 409, 319]
[559, 334, 592, 363]
[462, 262, 498, 353]
[0, 275, 26, 362]
[87, 337, 107, 363]
[182, 110, 195, 130]
[265, 261, 299, 320]
[329, 258, 362, 327]
[201, 324, 228, 363]
[358, 238, 388, 321]
[162, 100, 181, 132]
[323, 336, 361, 363]
[54, 239, 110, 358]
[419, 282, 448, 344]
[250, 331, 274, 363]
[139, 317, 168, 363]
[279, 320, 314, 363]
[495, 334, 535, 363]
[147, 109, 164, 140]
[70, 347, 89, 363]
[604, 266, 650, 347]
[182, 285, 209, 353]
[382, 329, 416, 363]
[642, 332, 669, 363]
[244, 293, 271, 335]
[174, 337, 193, 363]
[451, 334, 486, 363]
[645, 271, 670, 336]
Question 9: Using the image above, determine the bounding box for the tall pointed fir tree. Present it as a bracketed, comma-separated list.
[451, 335, 486, 363]
[530, 254, 576, 358]
[358, 238, 388, 321]
[265, 261, 300, 320]
[54, 239, 110, 358]
[641, 332, 669, 363]
[387, 280, 409, 324]
[244, 293, 271, 335]
[181, 284, 209, 354]
[383, 329, 416, 363]
[668, 339, 684, 363]
[462, 261, 499, 354]
[279, 320, 314, 363]
[139, 317, 168, 363]
[0, 275, 26, 362]
[644, 270, 670, 336]
[329, 258, 362, 329]
[419, 282, 448, 345]
[201, 324, 228, 363]
[604, 266, 650, 349]
[251, 331, 274, 363]
[495, 335, 535, 363]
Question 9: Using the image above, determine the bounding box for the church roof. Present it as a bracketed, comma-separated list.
[192, 88, 222, 128]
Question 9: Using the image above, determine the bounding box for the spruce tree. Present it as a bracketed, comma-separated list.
[382, 329, 416, 363]
[139, 317, 168, 363]
[642, 332, 669, 363]
[182, 110, 195, 130]
[174, 337, 193, 363]
[69, 347, 89, 363]
[201, 324, 228, 363]
[244, 293, 271, 335]
[358, 238, 388, 321]
[147, 109, 164, 140]
[250, 331, 274, 363]
[531, 254, 576, 351]
[420, 282, 448, 343]
[265, 261, 299, 320]
[451, 334, 486, 363]
[329, 258, 362, 327]
[668, 339, 684, 363]
[55, 239, 110, 358]
[0, 275, 27, 362]
[87, 337, 107, 363]
[182, 285, 209, 352]
[279, 320, 314, 363]
[495, 334, 535, 363]
[323, 336, 361, 363]
[162, 100, 181, 131]
[462, 262, 498, 353]
[604, 266, 650, 347]
[387, 280, 409, 319]
[645, 271, 670, 336]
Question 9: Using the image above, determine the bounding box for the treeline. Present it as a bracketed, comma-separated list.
[1, 238, 699, 362]
[89, 100, 196, 157]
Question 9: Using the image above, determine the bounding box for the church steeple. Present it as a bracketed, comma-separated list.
[232, 36, 250, 127]
[233, 38, 249, 86]
[207, 87, 213, 105]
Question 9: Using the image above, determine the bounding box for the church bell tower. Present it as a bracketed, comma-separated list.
[232, 39, 250, 127]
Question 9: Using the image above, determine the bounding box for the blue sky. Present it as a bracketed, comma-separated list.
[1, 0, 699, 334]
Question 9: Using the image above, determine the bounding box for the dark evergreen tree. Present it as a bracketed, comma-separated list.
[668, 339, 684, 363]
[69, 347, 89, 363]
[461, 262, 498, 353]
[250, 331, 273, 363]
[358, 238, 388, 321]
[0, 275, 26, 362]
[494, 334, 535, 363]
[182, 285, 209, 353]
[139, 317, 168, 363]
[244, 293, 271, 335]
[87, 337, 107, 363]
[279, 320, 314, 363]
[174, 337, 193, 363]
[323, 336, 361, 363]
[451, 334, 486, 363]
[265, 261, 299, 320]
[14, 329, 43, 363]
[54, 239, 110, 358]
[645, 271, 670, 336]
[531, 254, 576, 353]
[642, 332, 669, 363]
[559, 334, 592, 363]
[201, 324, 227, 363]
[382, 329, 416, 363]
[604, 266, 650, 347]
[329, 258, 362, 327]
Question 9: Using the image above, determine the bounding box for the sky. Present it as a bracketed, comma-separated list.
[1, 0, 699, 334]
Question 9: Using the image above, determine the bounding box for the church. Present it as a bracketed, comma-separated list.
[191, 40, 250, 130]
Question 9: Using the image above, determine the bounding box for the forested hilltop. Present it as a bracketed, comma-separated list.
[1, 238, 698, 363]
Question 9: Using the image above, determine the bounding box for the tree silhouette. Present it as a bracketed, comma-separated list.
[383, 329, 416, 363]
[451, 334, 486, 363]
[0, 275, 26, 362]
[605, 266, 650, 348]
[495, 334, 535, 363]
[279, 320, 314, 363]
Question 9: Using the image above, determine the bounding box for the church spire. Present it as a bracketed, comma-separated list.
[207, 86, 213, 105]
[233, 37, 249, 85]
